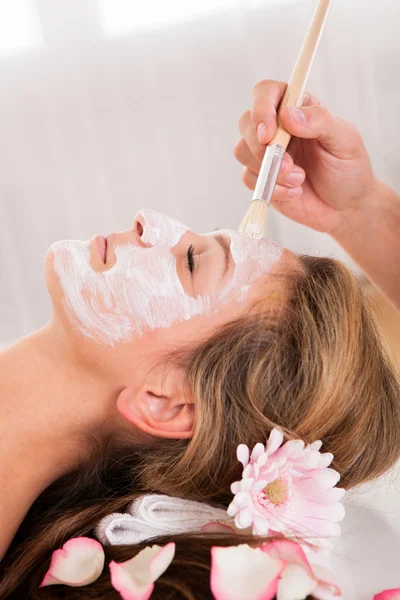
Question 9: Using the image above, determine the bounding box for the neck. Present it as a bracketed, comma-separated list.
[0, 321, 124, 492]
[0, 321, 138, 561]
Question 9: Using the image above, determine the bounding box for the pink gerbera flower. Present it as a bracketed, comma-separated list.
[227, 429, 345, 547]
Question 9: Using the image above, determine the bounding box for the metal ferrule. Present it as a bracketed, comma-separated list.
[252, 144, 286, 205]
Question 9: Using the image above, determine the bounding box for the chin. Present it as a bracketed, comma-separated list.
[43, 245, 65, 311]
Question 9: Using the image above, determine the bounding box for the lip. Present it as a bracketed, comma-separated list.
[95, 235, 107, 264]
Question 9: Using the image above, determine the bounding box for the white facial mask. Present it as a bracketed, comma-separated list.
[51, 209, 282, 345]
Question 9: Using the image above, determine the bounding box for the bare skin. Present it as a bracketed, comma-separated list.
[235, 79, 400, 310]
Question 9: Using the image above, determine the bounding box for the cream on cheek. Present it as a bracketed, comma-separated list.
[51, 212, 210, 345]
[51, 210, 282, 346]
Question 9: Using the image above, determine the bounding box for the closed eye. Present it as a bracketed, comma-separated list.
[187, 245, 195, 273]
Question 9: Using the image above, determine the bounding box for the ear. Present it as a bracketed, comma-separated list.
[116, 366, 194, 440]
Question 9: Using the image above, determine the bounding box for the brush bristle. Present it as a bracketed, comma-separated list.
[238, 200, 268, 239]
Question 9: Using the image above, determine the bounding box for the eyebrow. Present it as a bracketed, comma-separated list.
[214, 234, 231, 282]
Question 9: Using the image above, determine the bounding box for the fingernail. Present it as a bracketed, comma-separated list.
[288, 186, 303, 197]
[288, 107, 307, 125]
[257, 122, 268, 143]
[286, 169, 304, 186]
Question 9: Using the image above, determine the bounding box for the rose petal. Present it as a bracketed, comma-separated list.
[264, 542, 341, 600]
[263, 540, 313, 577]
[40, 537, 105, 588]
[210, 544, 285, 600]
[201, 522, 236, 535]
[109, 542, 175, 600]
[312, 564, 342, 599]
[374, 591, 400, 600]
[276, 564, 317, 600]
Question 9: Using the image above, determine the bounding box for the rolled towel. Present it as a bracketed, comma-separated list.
[95, 494, 230, 546]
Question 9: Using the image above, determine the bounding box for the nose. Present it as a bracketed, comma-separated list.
[133, 209, 188, 248]
[132, 215, 146, 243]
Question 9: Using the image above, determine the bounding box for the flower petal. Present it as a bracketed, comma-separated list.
[266, 428, 284, 455]
[40, 537, 105, 588]
[236, 507, 253, 529]
[276, 564, 317, 600]
[311, 564, 342, 598]
[251, 443, 265, 463]
[300, 469, 341, 490]
[210, 544, 285, 600]
[237, 444, 250, 468]
[253, 517, 271, 536]
[201, 522, 236, 535]
[317, 452, 334, 468]
[109, 543, 175, 600]
[263, 540, 312, 576]
[227, 502, 239, 517]
[232, 491, 251, 508]
[374, 591, 400, 600]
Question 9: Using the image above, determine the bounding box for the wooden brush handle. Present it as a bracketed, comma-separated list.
[271, 0, 332, 149]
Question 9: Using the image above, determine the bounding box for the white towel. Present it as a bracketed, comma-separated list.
[95, 494, 230, 545]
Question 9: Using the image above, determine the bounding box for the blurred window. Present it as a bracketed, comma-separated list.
[0, 0, 43, 56]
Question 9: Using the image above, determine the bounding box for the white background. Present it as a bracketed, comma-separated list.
[0, 0, 399, 344]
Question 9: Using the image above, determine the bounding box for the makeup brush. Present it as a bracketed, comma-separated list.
[238, 0, 333, 239]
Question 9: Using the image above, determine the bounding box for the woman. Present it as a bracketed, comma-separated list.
[0, 81, 399, 598]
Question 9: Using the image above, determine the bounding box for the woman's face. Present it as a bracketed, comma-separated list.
[45, 209, 288, 362]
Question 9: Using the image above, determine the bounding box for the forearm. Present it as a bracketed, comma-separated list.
[333, 182, 400, 311]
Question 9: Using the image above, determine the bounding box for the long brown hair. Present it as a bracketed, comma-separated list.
[0, 255, 399, 598]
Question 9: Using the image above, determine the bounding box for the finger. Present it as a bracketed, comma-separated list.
[238, 110, 266, 164]
[242, 163, 306, 193]
[280, 105, 364, 159]
[234, 138, 262, 173]
[271, 184, 303, 202]
[235, 141, 299, 185]
[270, 187, 307, 224]
[251, 80, 287, 144]
[301, 92, 323, 108]
[242, 167, 257, 191]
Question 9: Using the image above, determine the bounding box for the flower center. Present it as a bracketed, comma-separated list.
[263, 477, 288, 505]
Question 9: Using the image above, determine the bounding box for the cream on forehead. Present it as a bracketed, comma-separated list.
[51, 212, 282, 345]
[213, 229, 283, 301]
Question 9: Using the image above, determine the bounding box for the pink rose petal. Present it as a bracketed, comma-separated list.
[40, 537, 104, 587]
[210, 544, 285, 600]
[201, 522, 236, 535]
[110, 542, 175, 600]
[374, 591, 400, 600]
[263, 539, 313, 576]
[276, 564, 317, 599]
[263, 540, 341, 600]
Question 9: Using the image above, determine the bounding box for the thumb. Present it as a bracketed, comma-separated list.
[280, 105, 363, 160]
